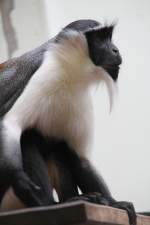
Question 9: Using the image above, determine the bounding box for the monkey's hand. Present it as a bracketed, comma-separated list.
[66, 192, 136, 225]
[12, 170, 43, 207]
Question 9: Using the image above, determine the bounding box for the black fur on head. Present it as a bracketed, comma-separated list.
[58, 20, 122, 81]
[63, 19, 101, 33]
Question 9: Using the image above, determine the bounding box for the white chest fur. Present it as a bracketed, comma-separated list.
[5, 73, 93, 157]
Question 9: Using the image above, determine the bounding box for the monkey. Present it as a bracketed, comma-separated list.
[0, 19, 136, 225]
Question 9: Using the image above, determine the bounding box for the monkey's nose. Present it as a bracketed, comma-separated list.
[117, 54, 122, 65]
[111, 44, 122, 65]
[112, 46, 122, 65]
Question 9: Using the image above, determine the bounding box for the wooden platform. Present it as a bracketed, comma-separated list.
[0, 201, 149, 225]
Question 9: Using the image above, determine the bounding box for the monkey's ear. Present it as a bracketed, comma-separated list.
[85, 24, 115, 41]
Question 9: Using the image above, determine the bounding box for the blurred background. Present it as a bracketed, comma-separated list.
[0, 0, 150, 212]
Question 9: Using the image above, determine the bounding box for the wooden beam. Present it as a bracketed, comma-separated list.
[0, 201, 149, 225]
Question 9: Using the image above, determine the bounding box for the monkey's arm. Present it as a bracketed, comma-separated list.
[70, 157, 136, 225]
[59, 146, 112, 200]
[55, 144, 136, 225]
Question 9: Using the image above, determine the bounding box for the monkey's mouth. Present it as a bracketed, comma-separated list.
[102, 65, 120, 81]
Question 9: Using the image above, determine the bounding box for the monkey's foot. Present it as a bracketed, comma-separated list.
[66, 192, 110, 205]
[111, 201, 136, 225]
[66, 192, 136, 225]
[12, 170, 43, 207]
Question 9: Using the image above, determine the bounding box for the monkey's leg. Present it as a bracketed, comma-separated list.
[20, 130, 55, 206]
[0, 121, 41, 206]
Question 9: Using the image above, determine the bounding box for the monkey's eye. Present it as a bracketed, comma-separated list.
[98, 25, 114, 41]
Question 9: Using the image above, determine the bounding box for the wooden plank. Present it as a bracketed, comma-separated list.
[0, 201, 149, 225]
[85, 203, 150, 225]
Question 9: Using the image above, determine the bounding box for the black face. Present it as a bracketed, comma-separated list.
[85, 25, 122, 81]
[60, 20, 122, 81]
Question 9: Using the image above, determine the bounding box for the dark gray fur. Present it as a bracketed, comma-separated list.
[0, 40, 51, 117]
